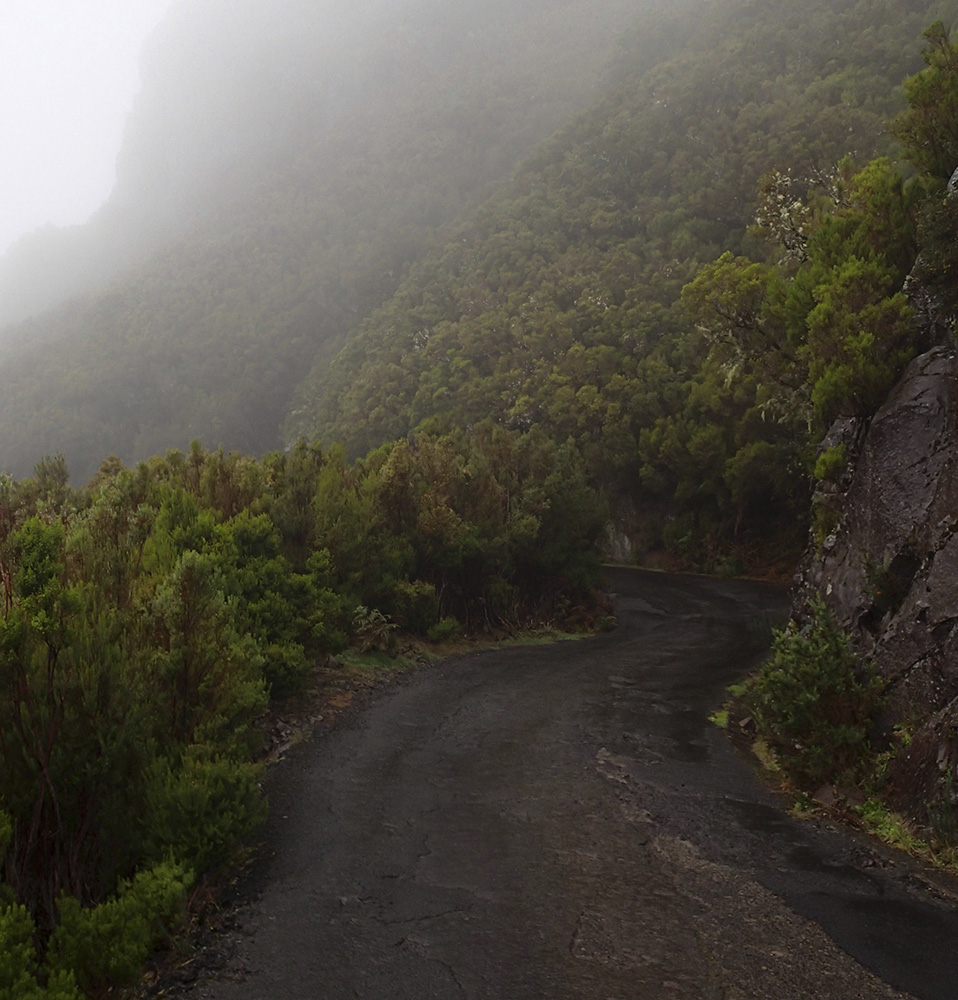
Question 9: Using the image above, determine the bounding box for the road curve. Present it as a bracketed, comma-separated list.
[177, 568, 958, 1000]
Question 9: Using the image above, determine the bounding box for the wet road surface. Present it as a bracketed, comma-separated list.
[183, 568, 958, 999]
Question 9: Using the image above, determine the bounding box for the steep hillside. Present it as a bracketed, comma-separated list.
[297, 0, 946, 570]
[0, 0, 650, 480]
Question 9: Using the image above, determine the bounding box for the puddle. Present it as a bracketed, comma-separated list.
[788, 891, 958, 1000]
[727, 798, 797, 837]
[725, 798, 958, 999]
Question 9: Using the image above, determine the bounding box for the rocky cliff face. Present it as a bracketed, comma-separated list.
[796, 344, 958, 827]
[792, 163, 958, 832]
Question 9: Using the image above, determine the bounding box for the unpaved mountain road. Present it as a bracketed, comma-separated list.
[178, 568, 958, 1000]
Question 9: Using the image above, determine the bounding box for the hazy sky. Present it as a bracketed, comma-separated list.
[0, 0, 176, 255]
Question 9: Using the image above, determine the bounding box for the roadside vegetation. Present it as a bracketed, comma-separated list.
[0, 0, 947, 582]
[729, 603, 958, 872]
[0, 429, 605, 998]
[743, 600, 883, 788]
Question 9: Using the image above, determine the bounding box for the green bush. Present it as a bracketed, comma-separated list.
[391, 579, 440, 635]
[745, 599, 883, 785]
[813, 443, 847, 482]
[46, 861, 191, 996]
[143, 753, 267, 872]
[0, 903, 49, 1000]
[427, 616, 462, 643]
[352, 606, 396, 653]
[258, 639, 310, 701]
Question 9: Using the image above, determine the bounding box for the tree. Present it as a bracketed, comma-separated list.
[802, 256, 913, 421]
[685, 156, 920, 431]
[143, 550, 266, 757]
[891, 21, 958, 182]
[0, 520, 151, 922]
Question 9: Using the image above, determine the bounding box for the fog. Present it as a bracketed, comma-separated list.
[0, 0, 657, 477]
[0, 0, 176, 255]
[0, 0, 648, 329]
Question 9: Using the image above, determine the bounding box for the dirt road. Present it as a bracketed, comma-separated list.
[176, 568, 958, 999]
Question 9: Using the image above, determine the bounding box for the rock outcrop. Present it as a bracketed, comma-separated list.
[795, 345, 958, 828]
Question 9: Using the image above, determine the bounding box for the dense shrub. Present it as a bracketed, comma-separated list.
[745, 599, 883, 786]
[391, 579, 441, 635]
[46, 862, 192, 996]
[142, 755, 267, 872]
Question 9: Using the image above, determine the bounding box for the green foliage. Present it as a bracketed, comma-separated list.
[709, 709, 730, 730]
[803, 256, 914, 422]
[0, 0, 649, 482]
[351, 607, 397, 655]
[46, 861, 191, 996]
[391, 579, 441, 636]
[0, 903, 46, 1000]
[142, 755, 266, 872]
[211, 510, 343, 697]
[857, 798, 928, 853]
[0, 425, 606, 993]
[145, 549, 268, 756]
[811, 503, 842, 553]
[745, 599, 883, 785]
[0, 516, 153, 917]
[298, 0, 941, 570]
[0, 8, 951, 982]
[692, 156, 921, 427]
[427, 617, 462, 644]
[0, 903, 80, 1000]
[891, 20, 958, 180]
[813, 443, 847, 482]
[27, 0, 958, 980]
[681, 253, 776, 349]
[0, 0, 944, 577]
[912, 177, 958, 318]
[311, 425, 605, 628]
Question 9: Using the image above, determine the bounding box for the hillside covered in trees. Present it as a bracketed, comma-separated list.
[0, 0, 944, 570]
[0, 0, 654, 480]
[298, 0, 951, 571]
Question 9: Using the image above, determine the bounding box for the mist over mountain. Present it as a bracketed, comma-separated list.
[0, 0, 656, 479]
[0, 0, 944, 501]
[0, 0, 635, 326]
[294, 0, 943, 563]
[0, 0, 440, 323]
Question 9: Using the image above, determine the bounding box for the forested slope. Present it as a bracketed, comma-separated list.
[0, 0, 651, 481]
[299, 0, 948, 570]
